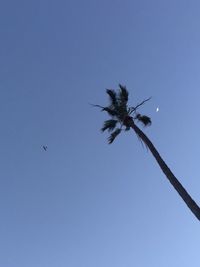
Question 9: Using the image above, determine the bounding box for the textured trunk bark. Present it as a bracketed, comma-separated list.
[128, 118, 200, 221]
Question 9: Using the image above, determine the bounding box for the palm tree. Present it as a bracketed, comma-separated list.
[94, 84, 200, 221]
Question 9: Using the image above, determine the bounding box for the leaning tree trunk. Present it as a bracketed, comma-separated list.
[128, 117, 200, 221]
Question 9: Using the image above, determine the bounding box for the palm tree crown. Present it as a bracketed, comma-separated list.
[95, 84, 151, 143]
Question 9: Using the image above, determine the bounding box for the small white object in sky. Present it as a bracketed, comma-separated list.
[156, 107, 159, 112]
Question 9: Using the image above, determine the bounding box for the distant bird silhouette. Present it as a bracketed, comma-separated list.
[42, 146, 48, 151]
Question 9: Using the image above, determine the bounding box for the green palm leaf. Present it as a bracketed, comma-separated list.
[101, 120, 118, 132]
[108, 128, 121, 144]
[106, 89, 117, 106]
[136, 114, 152, 126]
[102, 107, 118, 117]
[119, 84, 129, 103]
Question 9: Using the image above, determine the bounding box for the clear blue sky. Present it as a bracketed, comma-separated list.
[0, 0, 200, 266]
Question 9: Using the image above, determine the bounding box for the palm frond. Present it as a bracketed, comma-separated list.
[129, 97, 151, 114]
[136, 114, 152, 126]
[119, 84, 129, 103]
[106, 89, 117, 106]
[102, 107, 118, 117]
[108, 128, 121, 144]
[101, 120, 118, 132]
[89, 103, 104, 109]
[90, 103, 118, 117]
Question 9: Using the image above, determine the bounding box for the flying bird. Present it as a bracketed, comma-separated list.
[156, 107, 159, 112]
[42, 146, 48, 151]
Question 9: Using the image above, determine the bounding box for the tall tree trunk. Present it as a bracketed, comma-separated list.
[129, 118, 200, 221]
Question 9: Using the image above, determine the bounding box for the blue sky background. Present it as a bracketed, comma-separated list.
[0, 0, 200, 266]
